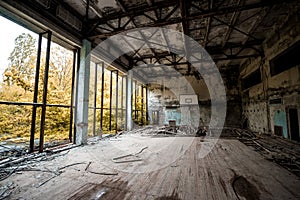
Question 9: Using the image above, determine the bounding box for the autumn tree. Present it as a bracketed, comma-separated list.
[42, 44, 73, 142]
[3, 33, 36, 92]
[0, 33, 36, 142]
[0, 33, 74, 143]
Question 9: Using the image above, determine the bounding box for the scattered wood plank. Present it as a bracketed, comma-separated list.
[58, 162, 86, 170]
[87, 170, 118, 176]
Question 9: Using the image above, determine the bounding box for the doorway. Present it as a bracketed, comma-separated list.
[288, 108, 300, 141]
[152, 111, 159, 125]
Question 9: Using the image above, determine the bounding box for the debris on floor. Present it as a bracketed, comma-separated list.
[0, 144, 78, 182]
[237, 130, 300, 177]
[0, 128, 299, 199]
[0, 126, 299, 199]
[0, 181, 16, 199]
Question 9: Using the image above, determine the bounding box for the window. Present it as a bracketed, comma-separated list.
[270, 41, 300, 76]
[242, 69, 261, 90]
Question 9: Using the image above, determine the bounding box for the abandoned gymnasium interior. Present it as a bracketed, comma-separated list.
[0, 0, 299, 199]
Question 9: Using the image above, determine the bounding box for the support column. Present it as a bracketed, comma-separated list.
[75, 39, 91, 145]
[141, 86, 144, 125]
[100, 62, 105, 138]
[93, 63, 98, 136]
[126, 71, 133, 131]
[109, 71, 113, 131]
[115, 71, 119, 133]
[146, 86, 149, 124]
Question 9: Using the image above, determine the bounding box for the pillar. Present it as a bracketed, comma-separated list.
[75, 39, 91, 145]
[126, 70, 133, 131]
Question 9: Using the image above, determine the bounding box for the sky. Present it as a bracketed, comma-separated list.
[0, 16, 37, 82]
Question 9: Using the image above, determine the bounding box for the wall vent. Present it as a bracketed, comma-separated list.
[56, 5, 82, 31]
[269, 98, 282, 105]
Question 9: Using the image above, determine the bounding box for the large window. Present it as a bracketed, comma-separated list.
[88, 63, 148, 135]
[132, 82, 148, 125]
[88, 62, 128, 135]
[270, 41, 300, 76]
[0, 17, 76, 153]
[241, 69, 261, 90]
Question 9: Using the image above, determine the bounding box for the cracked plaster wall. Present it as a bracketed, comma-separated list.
[240, 13, 300, 137]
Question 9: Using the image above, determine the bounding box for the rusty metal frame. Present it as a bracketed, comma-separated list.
[88, 1, 288, 39]
[39, 31, 52, 153]
[115, 70, 119, 133]
[29, 31, 43, 153]
[92, 63, 98, 136]
[1, 30, 78, 153]
[100, 62, 105, 133]
[69, 49, 77, 142]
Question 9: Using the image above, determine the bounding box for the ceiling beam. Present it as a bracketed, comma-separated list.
[222, 0, 242, 47]
[115, 0, 128, 12]
[89, 0, 292, 39]
[146, 0, 153, 6]
[88, 0, 177, 24]
[203, 0, 214, 48]
[180, 0, 191, 73]
[213, 54, 261, 61]
[81, 0, 103, 18]
[124, 9, 166, 73]
[131, 39, 263, 61]
[191, 2, 259, 41]
[133, 53, 261, 66]
[180, 0, 188, 35]
[161, 29, 171, 54]
[122, 36, 147, 65]
[138, 31, 168, 72]
[242, 8, 269, 46]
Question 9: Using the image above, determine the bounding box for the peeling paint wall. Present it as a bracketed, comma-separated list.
[148, 87, 165, 125]
[240, 12, 300, 139]
[164, 108, 181, 125]
[147, 65, 241, 128]
[273, 109, 288, 138]
[148, 76, 203, 127]
[221, 67, 242, 127]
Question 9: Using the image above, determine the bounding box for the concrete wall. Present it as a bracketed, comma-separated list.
[148, 76, 202, 127]
[240, 13, 300, 139]
[221, 67, 242, 127]
[148, 87, 166, 125]
[147, 65, 241, 128]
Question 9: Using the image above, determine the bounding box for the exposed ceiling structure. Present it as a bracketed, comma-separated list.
[0, 0, 299, 80]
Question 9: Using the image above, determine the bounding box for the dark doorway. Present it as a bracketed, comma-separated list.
[274, 125, 283, 136]
[152, 111, 159, 125]
[288, 108, 300, 141]
[242, 118, 249, 129]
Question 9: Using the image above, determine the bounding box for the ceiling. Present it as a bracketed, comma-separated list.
[0, 0, 299, 81]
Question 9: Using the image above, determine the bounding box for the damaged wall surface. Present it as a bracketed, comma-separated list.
[240, 12, 300, 140]
[147, 77, 201, 128]
[147, 65, 241, 128]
